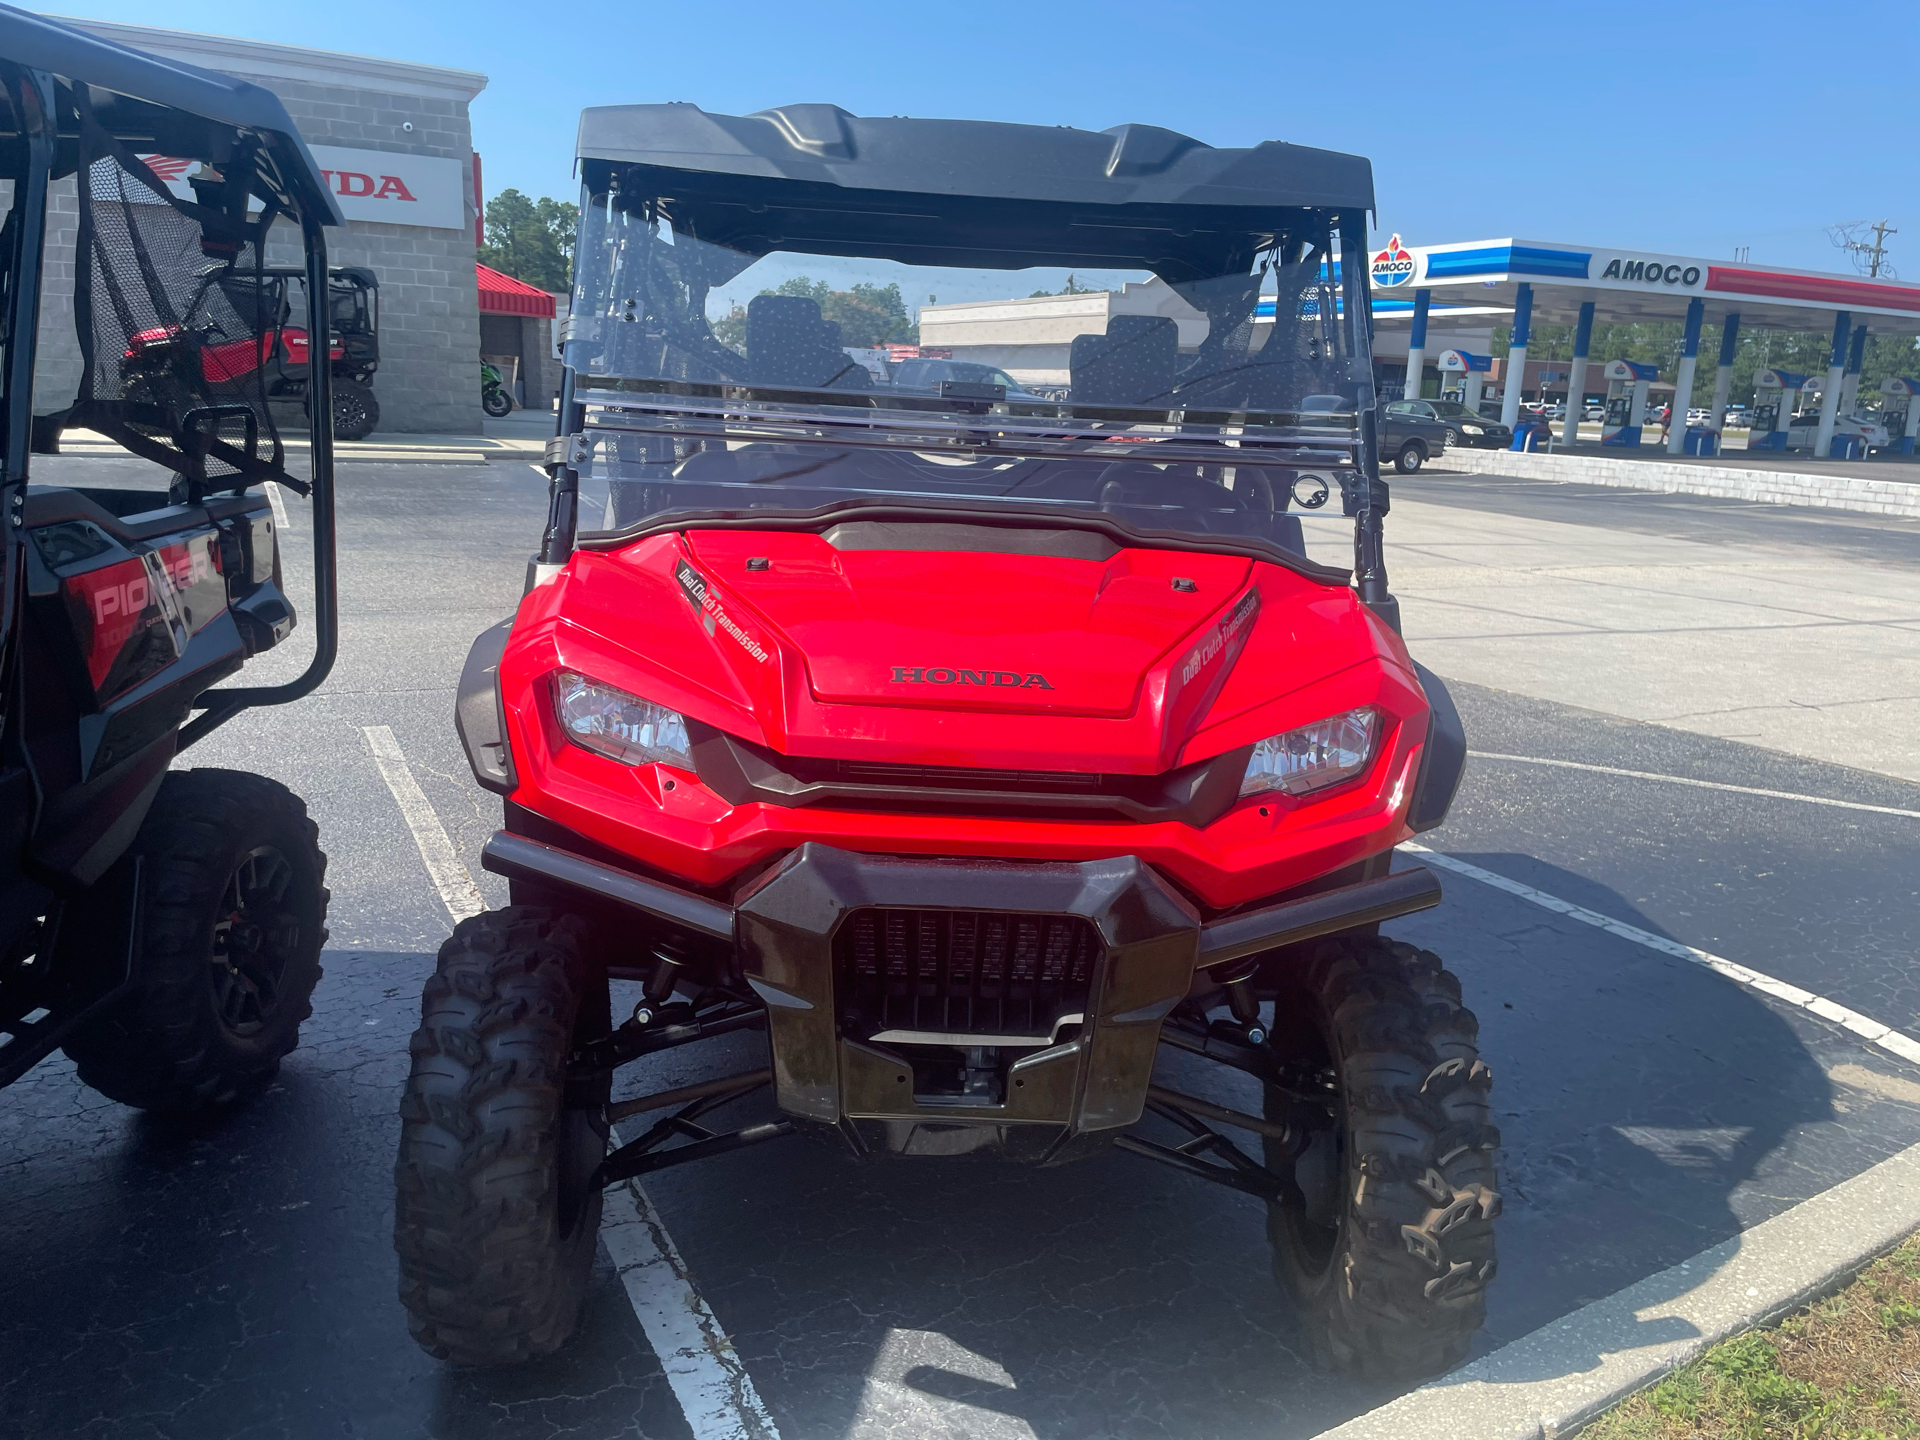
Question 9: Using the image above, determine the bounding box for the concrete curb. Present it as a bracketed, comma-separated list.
[1315, 1136, 1920, 1440]
[1436, 446, 1920, 520]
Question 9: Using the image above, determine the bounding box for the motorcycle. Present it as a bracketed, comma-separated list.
[481, 360, 514, 417]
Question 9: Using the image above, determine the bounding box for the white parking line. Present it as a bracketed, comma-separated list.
[1467, 751, 1920, 819]
[361, 725, 486, 923]
[1403, 841, 1920, 1066]
[267, 480, 292, 531]
[601, 1146, 781, 1440]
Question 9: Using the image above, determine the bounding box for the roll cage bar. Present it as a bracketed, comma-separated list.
[0, 11, 340, 745]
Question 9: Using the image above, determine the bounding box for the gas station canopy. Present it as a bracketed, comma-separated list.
[1367, 234, 1920, 457]
[1369, 237, 1920, 334]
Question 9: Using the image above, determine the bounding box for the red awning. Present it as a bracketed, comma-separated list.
[476, 262, 556, 318]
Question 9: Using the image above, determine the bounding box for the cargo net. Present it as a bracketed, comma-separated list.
[66, 113, 298, 498]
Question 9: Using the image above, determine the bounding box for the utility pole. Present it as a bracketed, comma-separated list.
[1867, 220, 1896, 277]
[1828, 220, 1897, 278]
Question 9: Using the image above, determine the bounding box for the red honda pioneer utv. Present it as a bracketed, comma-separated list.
[0, 9, 339, 1110]
[118, 261, 381, 442]
[400, 104, 1493, 1379]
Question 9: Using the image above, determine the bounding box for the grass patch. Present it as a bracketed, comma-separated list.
[1582, 1234, 1920, 1438]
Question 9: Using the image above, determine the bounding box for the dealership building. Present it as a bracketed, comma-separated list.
[32, 20, 560, 435]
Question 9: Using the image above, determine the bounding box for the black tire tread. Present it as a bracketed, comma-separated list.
[1270, 935, 1499, 1380]
[61, 768, 329, 1111]
[330, 377, 380, 441]
[394, 906, 605, 1366]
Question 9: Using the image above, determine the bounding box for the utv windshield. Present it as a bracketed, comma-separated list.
[562, 170, 1379, 569]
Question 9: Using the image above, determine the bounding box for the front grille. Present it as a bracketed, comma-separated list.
[687, 721, 1252, 827]
[836, 908, 1099, 1043]
[827, 760, 1109, 794]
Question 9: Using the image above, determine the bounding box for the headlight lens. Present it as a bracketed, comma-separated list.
[1461, 424, 1484, 435]
[1240, 707, 1380, 798]
[552, 670, 692, 769]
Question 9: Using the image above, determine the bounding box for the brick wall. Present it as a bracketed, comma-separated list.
[235, 70, 484, 435]
[30, 53, 486, 436]
[520, 314, 560, 415]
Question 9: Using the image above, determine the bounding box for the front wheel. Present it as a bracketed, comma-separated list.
[481, 387, 513, 418]
[1442, 427, 1460, 447]
[307, 376, 380, 440]
[60, 769, 329, 1111]
[1263, 936, 1499, 1380]
[1394, 442, 1425, 474]
[395, 907, 611, 1366]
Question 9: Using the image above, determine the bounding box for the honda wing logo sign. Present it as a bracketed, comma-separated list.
[135, 145, 470, 231]
[1370, 234, 1416, 287]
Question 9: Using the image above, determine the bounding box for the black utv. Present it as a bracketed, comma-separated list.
[0, 7, 341, 1109]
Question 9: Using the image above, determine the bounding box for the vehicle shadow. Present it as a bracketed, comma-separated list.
[621, 852, 1846, 1440]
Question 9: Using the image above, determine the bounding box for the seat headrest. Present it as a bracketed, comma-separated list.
[1071, 313, 1178, 406]
[746, 293, 866, 388]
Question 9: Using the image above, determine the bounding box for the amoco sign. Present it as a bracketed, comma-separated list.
[1370, 234, 1416, 287]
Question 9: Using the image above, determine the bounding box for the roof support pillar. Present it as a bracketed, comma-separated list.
[1707, 313, 1740, 433]
[1499, 283, 1532, 430]
[1666, 298, 1705, 454]
[1814, 311, 1850, 458]
[1840, 323, 1868, 414]
[1561, 301, 1594, 447]
[1401, 289, 1431, 402]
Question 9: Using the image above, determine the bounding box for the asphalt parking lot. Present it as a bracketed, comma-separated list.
[2, 455, 1917, 1440]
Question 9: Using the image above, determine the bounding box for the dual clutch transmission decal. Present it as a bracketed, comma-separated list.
[1178, 587, 1260, 690]
[674, 558, 770, 664]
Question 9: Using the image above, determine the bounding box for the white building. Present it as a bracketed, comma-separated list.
[917, 279, 1207, 389]
[919, 277, 1492, 398]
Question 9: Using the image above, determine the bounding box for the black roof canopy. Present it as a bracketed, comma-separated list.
[0, 3, 341, 223]
[576, 104, 1373, 277]
[577, 104, 1373, 211]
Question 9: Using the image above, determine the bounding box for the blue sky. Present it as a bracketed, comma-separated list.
[48, 0, 1920, 279]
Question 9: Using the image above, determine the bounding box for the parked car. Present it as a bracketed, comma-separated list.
[1784, 410, 1892, 453]
[1391, 397, 1514, 449]
[891, 357, 1046, 400]
[1379, 399, 1451, 471]
[1583, 401, 1607, 421]
[1723, 405, 1751, 429]
[1539, 402, 1567, 422]
[1686, 408, 1711, 426]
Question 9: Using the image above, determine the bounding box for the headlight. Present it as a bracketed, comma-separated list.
[1461, 424, 1484, 435]
[552, 670, 692, 769]
[1240, 707, 1379, 798]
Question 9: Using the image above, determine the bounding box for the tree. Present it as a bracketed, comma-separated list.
[711, 276, 916, 351]
[1028, 274, 1103, 297]
[478, 189, 578, 295]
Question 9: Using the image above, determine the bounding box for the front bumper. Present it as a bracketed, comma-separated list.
[483, 832, 1441, 1161]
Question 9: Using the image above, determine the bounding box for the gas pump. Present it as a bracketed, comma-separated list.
[1437, 348, 1492, 415]
[1600, 359, 1657, 446]
[1749, 368, 1808, 451]
[1880, 378, 1920, 455]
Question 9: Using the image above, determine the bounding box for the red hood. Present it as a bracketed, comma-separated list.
[686, 529, 1249, 718]
[531, 526, 1393, 773]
